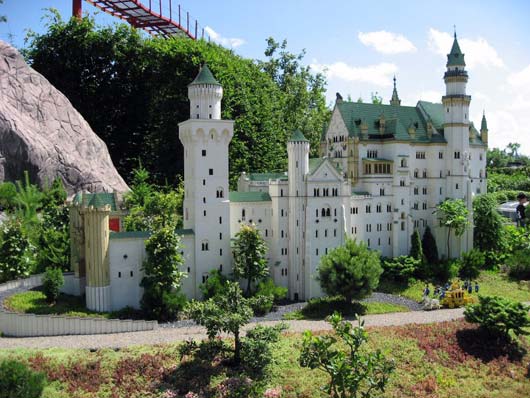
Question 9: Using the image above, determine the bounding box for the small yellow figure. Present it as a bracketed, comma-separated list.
[441, 280, 477, 308]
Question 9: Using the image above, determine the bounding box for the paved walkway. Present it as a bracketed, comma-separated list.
[0, 306, 466, 350]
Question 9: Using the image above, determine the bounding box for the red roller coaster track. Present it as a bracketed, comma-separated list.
[75, 0, 207, 40]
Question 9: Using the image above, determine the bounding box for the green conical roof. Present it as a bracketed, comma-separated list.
[447, 34, 466, 67]
[481, 112, 488, 131]
[289, 129, 309, 142]
[189, 64, 221, 86]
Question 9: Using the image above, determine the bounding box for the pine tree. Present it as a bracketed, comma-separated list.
[409, 229, 424, 262]
[422, 226, 439, 265]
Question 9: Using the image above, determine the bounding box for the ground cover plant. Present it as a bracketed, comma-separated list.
[1, 318, 529, 398]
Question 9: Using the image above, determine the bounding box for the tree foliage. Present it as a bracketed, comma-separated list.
[318, 239, 382, 303]
[0, 219, 34, 283]
[422, 226, 439, 265]
[186, 281, 253, 364]
[436, 199, 469, 259]
[0, 359, 46, 398]
[300, 312, 395, 398]
[382, 256, 419, 283]
[42, 266, 64, 303]
[232, 224, 269, 296]
[409, 229, 424, 262]
[473, 194, 506, 253]
[24, 14, 330, 187]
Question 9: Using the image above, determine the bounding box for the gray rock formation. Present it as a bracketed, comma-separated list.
[0, 41, 128, 194]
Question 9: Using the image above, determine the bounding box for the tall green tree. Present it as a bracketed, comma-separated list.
[318, 239, 382, 303]
[232, 224, 269, 296]
[436, 199, 469, 259]
[409, 229, 424, 262]
[422, 226, 439, 265]
[13, 171, 43, 231]
[24, 14, 330, 187]
[473, 194, 505, 252]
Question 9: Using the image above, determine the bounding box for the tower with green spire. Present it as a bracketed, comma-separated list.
[390, 75, 401, 106]
[480, 111, 488, 145]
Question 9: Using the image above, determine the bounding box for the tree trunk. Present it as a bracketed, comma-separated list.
[447, 228, 451, 260]
[234, 329, 241, 365]
[246, 277, 251, 297]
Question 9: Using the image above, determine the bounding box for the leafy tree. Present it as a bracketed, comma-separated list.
[199, 269, 228, 299]
[382, 256, 419, 282]
[186, 281, 253, 364]
[300, 312, 395, 398]
[0, 359, 46, 398]
[473, 194, 506, 253]
[0, 182, 16, 210]
[140, 225, 186, 321]
[464, 296, 530, 340]
[0, 218, 34, 283]
[25, 14, 330, 187]
[436, 199, 469, 259]
[409, 229, 424, 262]
[506, 142, 521, 158]
[459, 249, 484, 279]
[232, 224, 269, 296]
[240, 323, 287, 378]
[42, 267, 64, 303]
[318, 239, 382, 303]
[124, 164, 153, 209]
[422, 226, 439, 265]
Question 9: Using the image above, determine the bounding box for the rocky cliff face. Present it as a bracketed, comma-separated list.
[0, 41, 128, 194]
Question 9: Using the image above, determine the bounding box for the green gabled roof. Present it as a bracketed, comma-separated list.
[73, 192, 117, 211]
[289, 129, 309, 142]
[110, 231, 150, 240]
[248, 172, 287, 182]
[308, 158, 326, 174]
[447, 35, 466, 67]
[334, 101, 445, 143]
[175, 228, 195, 236]
[417, 101, 444, 131]
[189, 64, 221, 86]
[229, 191, 272, 202]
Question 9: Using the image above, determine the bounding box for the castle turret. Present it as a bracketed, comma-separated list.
[179, 65, 233, 297]
[480, 111, 488, 145]
[287, 130, 309, 300]
[390, 76, 401, 106]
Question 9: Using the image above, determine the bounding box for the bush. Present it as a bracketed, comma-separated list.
[0, 359, 46, 398]
[0, 181, 17, 210]
[255, 278, 288, 303]
[473, 194, 506, 253]
[249, 294, 274, 316]
[382, 256, 419, 282]
[464, 296, 530, 339]
[318, 239, 382, 302]
[430, 259, 459, 282]
[0, 218, 34, 283]
[42, 267, 64, 303]
[299, 296, 366, 319]
[199, 269, 228, 299]
[409, 229, 424, 262]
[507, 249, 530, 280]
[459, 249, 485, 280]
[240, 323, 287, 378]
[422, 226, 439, 265]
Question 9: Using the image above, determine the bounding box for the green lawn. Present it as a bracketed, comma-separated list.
[377, 270, 530, 303]
[3, 290, 143, 320]
[282, 297, 409, 320]
[1, 319, 529, 398]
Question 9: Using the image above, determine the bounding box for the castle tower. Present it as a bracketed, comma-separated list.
[82, 199, 111, 312]
[287, 130, 309, 300]
[442, 31, 470, 199]
[390, 76, 401, 106]
[480, 111, 488, 145]
[178, 65, 234, 297]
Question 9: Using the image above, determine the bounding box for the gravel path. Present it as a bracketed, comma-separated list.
[0, 307, 466, 350]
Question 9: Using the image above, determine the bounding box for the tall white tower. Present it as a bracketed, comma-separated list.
[287, 130, 309, 300]
[178, 65, 234, 297]
[442, 33, 473, 255]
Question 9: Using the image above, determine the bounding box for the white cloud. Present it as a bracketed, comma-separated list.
[310, 61, 397, 87]
[204, 26, 245, 48]
[416, 90, 442, 103]
[427, 28, 504, 69]
[358, 31, 417, 54]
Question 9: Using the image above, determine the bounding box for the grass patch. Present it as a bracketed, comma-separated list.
[3, 289, 144, 320]
[1, 319, 529, 398]
[282, 296, 409, 320]
[377, 270, 530, 303]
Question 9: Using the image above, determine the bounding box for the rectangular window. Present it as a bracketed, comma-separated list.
[219, 233, 222, 240]
[202, 149, 207, 157]
[219, 216, 222, 224]
[439, 152, 443, 159]
[209, 168, 214, 175]
[203, 179, 206, 186]
[220, 248, 223, 256]
[203, 210, 207, 216]
[454, 151, 460, 159]
[316, 248, 319, 255]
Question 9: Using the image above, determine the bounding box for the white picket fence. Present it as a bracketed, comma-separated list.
[0, 274, 157, 337]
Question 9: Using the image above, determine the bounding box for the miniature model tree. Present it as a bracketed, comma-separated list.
[232, 224, 269, 296]
[187, 281, 253, 364]
[317, 239, 382, 303]
[422, 226, 439, 265]
[473, 194, 505, 252]
[436, 199, 469, 259]
[409, 229, 424, 263]
[0, 219, 33, 283]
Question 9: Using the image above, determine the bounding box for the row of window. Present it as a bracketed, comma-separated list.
[364, 163, 391, 174]
[313, 188, 339, 197]
[315, 229, 338, 238]
[412, 202, 429, 210]
[363, 204, 393, 214]
[413, 187, 428, 195]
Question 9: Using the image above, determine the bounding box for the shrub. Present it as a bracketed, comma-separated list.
[0, 359, 46, 398]
[459, 249, 485, 280]
[318, 239, 382, 303]
[199, 269, 228, 299]
[0, 181, 17, 210]
[42, 267, 64, 303]
[464, 295, 530, 339]
[299, 296, 366, 319]
[473, 194, 506, 253]
[249, 294, 274, 316]
[216, 376, 254, 398]
[240, 323, 287, 378]
[507, 249, 530, 280]
[300, 312, 394, 398]
[409, 229, 424, 262]
[422, 226, 439, 265]
[255, 278, 287, 303]
[382, 256, 419, 282]
[430, 259, 459, 283]
[0, 218, 34, 283]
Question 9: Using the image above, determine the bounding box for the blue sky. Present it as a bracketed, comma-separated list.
[1, 0, 530, 152]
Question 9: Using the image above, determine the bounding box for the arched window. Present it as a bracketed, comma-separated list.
[216, 187, 224, 198]
[326, 208, 331, 217]
[414, 169, 419, 178]
[201, 240, 209, 251]
[321, 208, 326, 217]
[242, 209, 246, 221]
